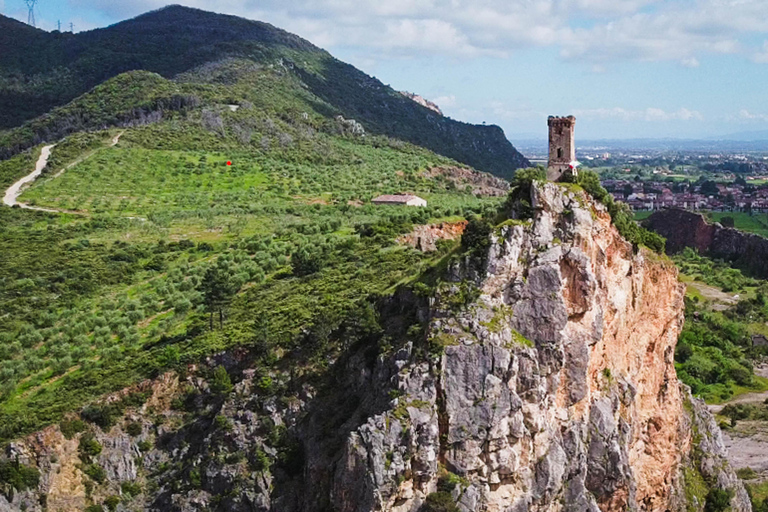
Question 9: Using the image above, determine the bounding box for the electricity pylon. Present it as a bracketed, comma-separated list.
[25, 0, 38, 27]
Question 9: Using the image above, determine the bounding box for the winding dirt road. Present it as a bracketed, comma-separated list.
[3, 132, 125, 214]
[2, 144, 58, 211]
[54, 131, 123, 179]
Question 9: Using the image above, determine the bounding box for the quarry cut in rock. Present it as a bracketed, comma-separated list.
[646, 207, 768, 279]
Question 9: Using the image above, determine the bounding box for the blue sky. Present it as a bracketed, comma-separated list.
[3, 0, 768, 140]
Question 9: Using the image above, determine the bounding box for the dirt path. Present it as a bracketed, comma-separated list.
[709, 366, 768, 414]
[722, 425, 768, 474]
[710, 366, 768, 474]
[687, 281, 740, 311]
[3, 144, 57, 209]
[3, 132, 126, 215]
[111, 131, 124, 146]
[710, 390, 768, 414]
[53, 130, 123, 179]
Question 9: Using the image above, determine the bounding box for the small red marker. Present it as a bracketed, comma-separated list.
[226, 161, 232, 166]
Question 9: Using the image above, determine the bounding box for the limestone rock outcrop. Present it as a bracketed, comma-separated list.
[400, 92, 444, 116]
[398, 221, 467, 252]
[330, 183, 750, 511]
[0, 184, 749, 512]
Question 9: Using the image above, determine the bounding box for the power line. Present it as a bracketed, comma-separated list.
[24, 0, 37, 27]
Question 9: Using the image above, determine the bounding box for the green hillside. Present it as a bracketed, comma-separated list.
[0, 5, 529, 177]
[0, 49, 512, 440]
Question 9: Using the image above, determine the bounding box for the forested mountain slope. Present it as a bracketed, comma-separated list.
[0, 5, 529, 177]
[0, 35, 512, 448]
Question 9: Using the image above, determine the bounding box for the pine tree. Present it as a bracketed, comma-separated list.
[210, 365, 233, 396]
[200, 266, 238, 329]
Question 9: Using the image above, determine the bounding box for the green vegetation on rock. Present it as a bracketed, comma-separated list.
[0, 59, 503, 442]
[675, 250, 768, 402]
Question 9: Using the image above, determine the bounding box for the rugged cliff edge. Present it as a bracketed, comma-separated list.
[0, 183, 749, 511]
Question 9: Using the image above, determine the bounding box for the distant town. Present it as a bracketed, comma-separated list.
[520, 138, 768, 212]
[602, 177, 768, 212]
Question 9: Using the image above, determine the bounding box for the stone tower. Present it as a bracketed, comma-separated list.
[547, 115, 576, 181]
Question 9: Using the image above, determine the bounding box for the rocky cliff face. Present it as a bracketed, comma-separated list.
[328, 183, 749, 512]
[398, 221, 467, 252]
[0, 184, 749, 511]
[400, 92, 444, 116]
[644, 208, 716, 254]
[646, 208, 768, 279]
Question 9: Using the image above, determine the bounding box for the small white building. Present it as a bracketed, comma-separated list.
[371, 194, 427, 207]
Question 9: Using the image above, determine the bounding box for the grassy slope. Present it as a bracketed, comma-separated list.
[0, 70, 200, 159]
[706, 212, 768, 238]
[0, 62, 503, 441]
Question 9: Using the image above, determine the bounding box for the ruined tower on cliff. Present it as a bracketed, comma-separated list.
[547, 115, 576, 181]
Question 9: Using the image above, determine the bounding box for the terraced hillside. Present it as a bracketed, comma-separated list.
[0, 51, 513, 442]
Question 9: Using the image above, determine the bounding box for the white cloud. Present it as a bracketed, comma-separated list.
[376, 19, 488, 56]
[739, 109, 768, 121]
[681, 57, 700, 68]
[573, 107, 703, 121]
[563, 0, 661, 17]
[485, 102, 548, 122]
[432, 95, 457, 108]
[77, 0, 768, 66]
[675, 108, 704, 121]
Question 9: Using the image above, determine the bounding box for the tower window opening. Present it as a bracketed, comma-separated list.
[557, 148, 563, 159]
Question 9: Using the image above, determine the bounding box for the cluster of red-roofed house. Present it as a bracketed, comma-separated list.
[603, 179, 768, 212]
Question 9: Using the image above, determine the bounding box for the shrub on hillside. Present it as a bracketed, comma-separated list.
[421, 492, 460, 512]
[0, 459, 40, 499]
[210, 365, 233, 396]
[704, 488, 733, 512]
[461, 217, 492, 254]
[576, 170, 665, 253]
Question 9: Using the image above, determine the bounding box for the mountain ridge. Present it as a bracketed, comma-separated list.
[0, 5, 530, 178]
